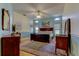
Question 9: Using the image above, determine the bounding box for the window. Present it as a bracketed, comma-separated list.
[54, 24, 60, 29]
[54, 17, 62, 35]
[55, 30, 60, 35]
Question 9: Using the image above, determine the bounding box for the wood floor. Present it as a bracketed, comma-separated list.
[20, 38, 67, 56]
[20, 51, 34, 56]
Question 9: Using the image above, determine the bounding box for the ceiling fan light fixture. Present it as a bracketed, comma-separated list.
[36, 15, 41, 18]
[36, 10, 42, 18]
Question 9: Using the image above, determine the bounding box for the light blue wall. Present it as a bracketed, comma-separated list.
[71, 34, 79, 56]
[21, 32, 30, 38]
[33, 16, 62, 35]
[32, 17, 54, 34]
[0, 3, 13, 56]
[0, 3, 13, 36]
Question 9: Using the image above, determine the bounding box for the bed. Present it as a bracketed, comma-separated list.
[30, 27, 53, 43]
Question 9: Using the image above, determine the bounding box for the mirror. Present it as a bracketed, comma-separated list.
[2, 8, 10, 31]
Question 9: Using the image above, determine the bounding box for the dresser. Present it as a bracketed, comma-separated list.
[55, 35, 68, 55]
[1, 35, 20, 56]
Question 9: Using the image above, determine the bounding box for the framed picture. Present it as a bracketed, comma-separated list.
[42, 20, 50, 27]
[2, 8, 10, 31]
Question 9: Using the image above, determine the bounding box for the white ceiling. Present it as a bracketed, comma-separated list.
[12, 3, 65, 19]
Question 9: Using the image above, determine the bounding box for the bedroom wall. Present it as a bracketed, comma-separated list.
[62, 3, 79, 55]
[13, 12, 30, 38]
[0, 3, 13, 36]
[33, 16, 62, 35]
[0, 3, 13, 56]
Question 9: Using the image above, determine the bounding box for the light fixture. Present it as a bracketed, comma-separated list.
[35, 27, 39, 33]
[36, 15, 41, 18]
[55, 18, 60, 21]
[35, 20, 39, 23]
[35, 27, 39, 31]
[36, 10, 41, 18]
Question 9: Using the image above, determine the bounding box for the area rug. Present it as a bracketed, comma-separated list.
[20, 40, 56, 56]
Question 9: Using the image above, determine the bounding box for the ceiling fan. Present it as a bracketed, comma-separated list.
[20, 9, 49, 18]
